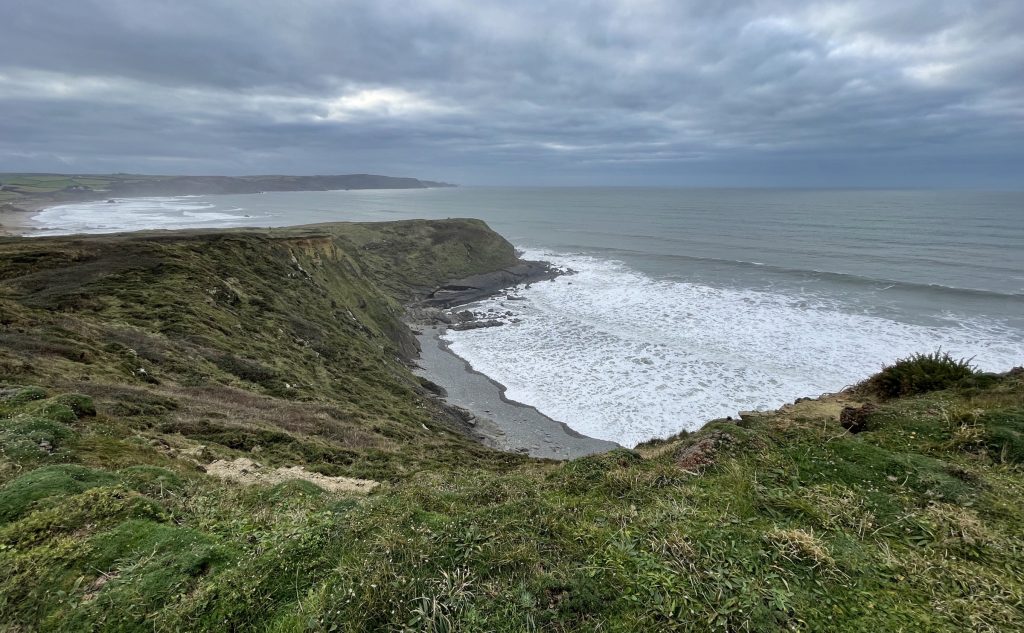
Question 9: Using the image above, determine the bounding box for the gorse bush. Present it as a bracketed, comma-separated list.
[865, 351, 976, 399]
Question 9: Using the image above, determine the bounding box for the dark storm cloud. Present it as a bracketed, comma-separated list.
[1, 0, 1022, 185]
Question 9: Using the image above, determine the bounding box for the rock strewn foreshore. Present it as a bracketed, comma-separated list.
[406, 259, 568, 330]
[407, 260, 619, 460]
[412, 260, 562, 310]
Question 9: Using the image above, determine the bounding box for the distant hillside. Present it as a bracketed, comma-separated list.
[0, 173, 454, 211]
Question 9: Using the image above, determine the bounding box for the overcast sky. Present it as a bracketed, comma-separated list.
[1, 1, 1022, 186]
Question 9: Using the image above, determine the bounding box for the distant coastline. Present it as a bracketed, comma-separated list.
[0, 172, 454, 235]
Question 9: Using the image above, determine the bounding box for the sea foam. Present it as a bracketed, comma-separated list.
[33, 197, 257, 235]
[444, 250, 1024, 447]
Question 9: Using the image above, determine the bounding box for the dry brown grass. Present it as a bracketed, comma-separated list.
[165, 384, 388, 450]
[803, 483, 877, 538]
[205, 457, 378, 493]
[764, 527, 837, 570]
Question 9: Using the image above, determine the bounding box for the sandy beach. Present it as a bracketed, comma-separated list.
[413, 324, 618, 459]
[0, 204, 40, 236]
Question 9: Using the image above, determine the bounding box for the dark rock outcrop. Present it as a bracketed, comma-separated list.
[840, 403, 877, 434]
[451, 319, 504, 331]
[419, 261, 561, 308]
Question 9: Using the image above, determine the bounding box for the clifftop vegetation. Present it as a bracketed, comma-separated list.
[1, 220, 1021, 631]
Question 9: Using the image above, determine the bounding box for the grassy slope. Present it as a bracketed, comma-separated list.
[1, 221, 1022, 631]
[0, 220, 524, 478]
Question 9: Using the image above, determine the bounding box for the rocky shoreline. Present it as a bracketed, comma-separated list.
[406, 259, 619, 459]
[409, 259, 564, 310]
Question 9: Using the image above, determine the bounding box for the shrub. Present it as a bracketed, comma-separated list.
[214, 353, 279, 386]
[0, 415, 75, 459]
[864, 351, 976, 399]
[0, 465, 118, 522]
[119, 465, 185, 496]
[53, 393, 96, 418]
[2, 386, 47, 406]
[32, 402, 78, 424]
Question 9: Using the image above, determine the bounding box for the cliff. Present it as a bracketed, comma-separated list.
[0, 219, 519, 479]
[0, 220, 1021, 631]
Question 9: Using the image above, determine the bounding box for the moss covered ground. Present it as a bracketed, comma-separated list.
[1, 221, 1022, 631]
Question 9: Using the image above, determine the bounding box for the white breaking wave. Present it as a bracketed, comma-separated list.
[444, 250, 1024, 447]
[32, 197, 259, 235]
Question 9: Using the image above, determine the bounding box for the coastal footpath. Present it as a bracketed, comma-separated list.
[0, 219, 1022, 631]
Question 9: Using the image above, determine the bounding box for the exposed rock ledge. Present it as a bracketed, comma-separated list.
[416, 261, 560, 308]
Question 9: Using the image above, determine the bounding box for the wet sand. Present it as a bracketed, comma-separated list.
[413, 325, 619, 460]
[0, 206, 39, 236]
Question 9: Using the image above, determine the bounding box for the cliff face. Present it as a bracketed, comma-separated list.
[0, 220, 1021, 632]
[0, 219, 520, 480]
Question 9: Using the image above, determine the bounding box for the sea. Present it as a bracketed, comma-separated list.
[34, 188, 1024, 446]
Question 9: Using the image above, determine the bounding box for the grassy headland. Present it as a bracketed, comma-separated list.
[0, 220, 1021, 631]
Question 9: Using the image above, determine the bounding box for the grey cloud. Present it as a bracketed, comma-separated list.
[0, 0, 1022, 186]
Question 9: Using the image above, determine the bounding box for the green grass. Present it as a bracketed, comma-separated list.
[3, 380, 1021, 631]
[0, 222, 1021, 631]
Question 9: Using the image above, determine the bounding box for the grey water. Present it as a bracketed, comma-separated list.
[39, 187, 1024, 323]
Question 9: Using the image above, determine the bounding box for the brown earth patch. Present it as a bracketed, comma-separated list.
[205, 457, 378, 493]
[675, 431, 735, 472]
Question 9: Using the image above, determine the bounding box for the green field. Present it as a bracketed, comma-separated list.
[1, 221, 1021, 631]
[0, 174, 133, 193]
[0, 173, 162, 209]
